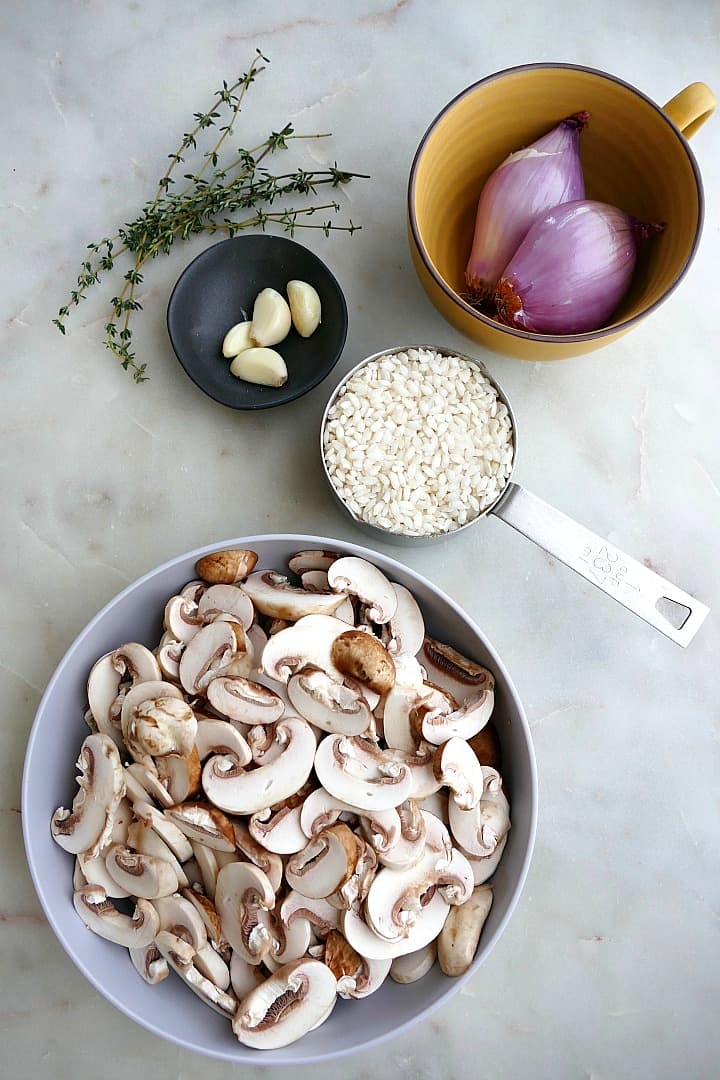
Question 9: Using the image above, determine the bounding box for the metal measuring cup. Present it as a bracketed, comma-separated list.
[319, 345, 709, 648]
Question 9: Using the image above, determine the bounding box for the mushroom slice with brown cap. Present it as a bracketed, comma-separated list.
[438, 884, 493, 977]
[419, 636, 495, 705]
[448, 767, 510, 857]
[155, 747, 202, 804]
[157, 634, 184, 681]
[189, 840, 219, 901]
[73, 884, 159, 947]
[87, 644, 161, 746]
[155, 931, 238, 1018]
[433, 737, 485, 810]
[330, 630, 396, 695]
[380, 583, 425, 657]
[327, 557, 398, 625]
[206, 675, 284, 726]
[288, 550, 341, 575]
[232, 958, 338, 1049]
[285, 823, 358, 898]
[203, 715, 315, 815]
[314, 735, 413, 812]
[194, 717, 252, 763]
[372, 799, 426, 871]
[178, 621, 237, 696]
[129, 942, 169, 985]
[51, 734, 124, 856]
[152, 892, 208, 952]
[468, 721, 502, 771]
[462, 833, 508, 886]
[323, 929, 391, 999]
[164, 801, 236, 852]
[197, 584, 254, 628]
[331, 834, 377, 911]
[342, 892, 449, 960]
[279, 892, 341, 937]
[260, 616, 347, 684]
[194, 943, 231, 990]
[249, 801, 308, 855]
[181, 886, 224, 945]
[421, 688, 495, 746]
[105, 842, 179, 898]
[215, 862, 276, 965]
[241, 571, 348, 620]
[164, 595, 204, 644]
[124, 762, 174, 808]
[195, 548, 258, 585]
[233, 822, 283, 894]
[287, 665, 373, 735]
[389, 941, 437, 984]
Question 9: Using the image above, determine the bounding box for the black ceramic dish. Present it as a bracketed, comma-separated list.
[167, 235, 348, 409]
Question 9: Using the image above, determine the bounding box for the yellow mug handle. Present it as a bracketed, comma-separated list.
[663, 82, 716, 139]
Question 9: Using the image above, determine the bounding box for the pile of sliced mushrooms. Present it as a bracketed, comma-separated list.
[51, 548, 511, 1050]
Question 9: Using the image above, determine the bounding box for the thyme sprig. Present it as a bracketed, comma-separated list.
[53, 51, 366, 382]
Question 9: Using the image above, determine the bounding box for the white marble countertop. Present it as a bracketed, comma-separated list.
[3, 1, 719, 1076]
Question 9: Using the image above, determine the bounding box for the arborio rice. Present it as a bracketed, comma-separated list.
[322, 348, 514, 536]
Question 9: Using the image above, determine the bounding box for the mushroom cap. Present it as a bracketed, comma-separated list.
[287, 666, 373, 735]
[380, 583, 425, 657]
[194, 717, 252, 763]
[206, 675, 285, 726]
[324, 930, 392, 998]
[314, 735, 413, 812]
[433, 737, 485, 810]
[129, 942, 170, 985]
[241, 571, 348, 620]
[164, 801, 237, 852]
[285, 823, 358, 899]
[197, 584, 254, 629]
[202, 716, 316, 815]
[51, 734, 124, 856]
[232, 958, 338, 1049]
[178, 621, 237, 695]
[468, 721, 502, 772]
[215, 861, 276, 964]
[155, 930, 238, 1017]
[437, 884, 493, 977]
[73, 885, 159, 947]
[389, 941, 437, 984]
[195, 549, 258, 585]
[180, 885, 224, 944]
[152, 892, 208, 952]
[327, 557, 398, 625]
[330, 631, 396, 695]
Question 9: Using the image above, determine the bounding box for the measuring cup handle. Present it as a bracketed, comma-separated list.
[491, 483, 709, 647]
[663, 82, 716, 140]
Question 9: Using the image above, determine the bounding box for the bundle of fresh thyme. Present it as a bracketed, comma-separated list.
[53, 51, 366, 382]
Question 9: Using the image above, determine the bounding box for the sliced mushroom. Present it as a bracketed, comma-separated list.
[421, 688, 494, 745]
[197, 584, 254, 628]
[215, 862, 276, 965]
[300, 570, 329, 592]
[232, 822, 283, 894]
[194, 717, 252, 762]
[433, 737, 485, 810]
[468, 721, 502, 771]
[372, 800, 426, 870]
[73, 885, 159, 947]
[155, 930, 237, 1017]
[299, 787, 359, 837]
[380, 583, 425, 657]
[241, 571, 347, 620]
[124, 762, 174, 808]
[365, 843, 471, 943]
[389, 941, 437, 984]
[448, 767, 510, 857]
[462, 834, 508, 886]
[271, 916, 313, 965]
[285, 823, 358, 898]
[206, 675, 285, 726]
[87, 643, 161, 744]
[152, 892, 208, 951]
[195, 942, 231, 990]
[327, 557, 397, 625]
[129, 941, 170, 985]
[164, 595, 204, 644]
[164, 801, 236, 852]
[288, 550, 341, 575]
[260, 615, 348, 684]
[331, 833, 377, 911]
[382, 682, 422, 753]
[51, 734, 124, 856]
[419, 636, 495, 705]
[120, 683, 195, 764]
[230, 952, 267, 999]
[279, 892, 341, 937]
[437, 884, 493, 977]
[314, 735, 413, 811]
[392, 742, 443, 800]
[105, 843, 179, 899]
[195, 549, 258, 585]
[157, 634, 184, 681]
[178, 621, 237, 696]
[287, 665, 373, 735]
[189, 840, 219, 901]
[330, 630, 396, 695]
[249, 801, 308, 855]
[203, 716, 316, 815]
[323, 929, 391, 999]
[417, 789, 449, 824]
[342, 895, 449, 960]
[155, 748, 202, 803]
[232, 958, 337, 1049]
[77, 849, 130, 898]
[180, 579, 207, 603]
[181, 886, 224, 945]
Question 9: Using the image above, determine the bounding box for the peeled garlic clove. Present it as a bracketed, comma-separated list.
[287, 280, 321, 338]
[222, 321, 254, 358]
[250, 288, 292, 347]
[230, 347, 288, 388]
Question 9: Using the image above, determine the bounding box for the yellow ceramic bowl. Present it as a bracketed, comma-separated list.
[408, 64, 715, 360]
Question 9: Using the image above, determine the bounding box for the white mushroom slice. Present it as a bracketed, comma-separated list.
[126, 819, 189, 892]
[73, 885, 159, 947]
[279, 892, 341, 937]
[288, 550, 341, 575]
[261, 616, 347, 684]
[105, 843, 179, 899]
[203, 716, 315, 815]
[285, 823, 358, 898]
[249, 802, 308, 855]
[342, 895, 449, 960]
[73, 858, 87, 890]
[327, 557, 398, 625]
[123, 762, 172, 808]
[330, 630, 396, 695]
[121, 684, 195, 764]
[195, 548, 258, 585]
[300, 570, 329, 592]
[462, 834, 508, 886]
[287, 666, 373, 735]
[382, 683, 421, 752]
[323, 929, 392, 999]
[417, 790, 449, 824]
[179, 621, 237, 696]
[206, 675, 285, 726]
[241, 571, 348, 621]
[51, 734, 124, 856]
[164, 595, 204, 644]
[232, 822, 284, 894]
[181, 886, 223, 944]
[419, 636, 495, 706]
[334, 597, 356, 625]
[364, 842, 461, 943]
[423, 807, 453, 857]
[246, 722, 284, 766]
[181, 858, 204, 891]
[180, 579, 207, 603]
[215, 862, 276, 965]
[314, 735, 413, 811]
[77, 849, 130, 898]
[230, 952, 266, 999]
[381, 584, 426, 658]
[246, 622, 268, 655]
[195, 717, 252, 762]
[422, 688, 495, 745]
[392, 743, 443, 800]
[232, 958, 337, 1049]
[87, 644, 161, 745]
[197, 584, 254, 629]
[157, 634, 184, 680]
[448, 767, 510, 857]
[129, 941, 170, 985]
[437, 884, 493, 977]
[433, 737, 485, 810]
[155, 931, 237, 1018]
[390, 941, 437, 984]
[152, 892, 208, 952]
[299, 787, 359, 837]
[155, 748, 202, 804]
[272, 916, 313, 965]
[189, 841, 218, 900]
[194, 942, 231, 990]
[163, 801, 236, 852]
[373, 800, 426, 870]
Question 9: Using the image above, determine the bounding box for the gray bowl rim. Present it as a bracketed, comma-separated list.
[22, 532, 538, 1066]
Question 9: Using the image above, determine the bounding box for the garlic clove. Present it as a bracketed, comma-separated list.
[250, 288, 292, 347]
[230, 347, 288, 388]
[287, 280, 321, 338]
[222, 321, 254, 358]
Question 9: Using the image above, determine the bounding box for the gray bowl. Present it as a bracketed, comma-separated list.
[22, 533, 537, 1066]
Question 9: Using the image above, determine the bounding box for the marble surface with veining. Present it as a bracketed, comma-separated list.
[2, 1, 719, 1077]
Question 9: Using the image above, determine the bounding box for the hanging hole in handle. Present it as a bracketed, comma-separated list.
[655, 597, 692, 630]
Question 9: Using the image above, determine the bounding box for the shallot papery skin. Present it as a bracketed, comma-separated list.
[494, 200, 664, 335]
[464, 112, 589, 304]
